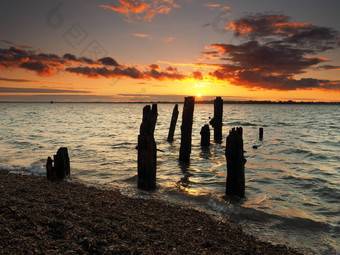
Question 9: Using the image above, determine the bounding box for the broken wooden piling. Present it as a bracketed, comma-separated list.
[225, 127, 246, 198]
[46, 147, 70, 181]
[259, 127, 263, 140]
[200, 124, 210, 146]
[210, 97, 223, 142]
[137, 104, 158, 191]
[179, 96, 195, 162]
[167, 104, 179, 142]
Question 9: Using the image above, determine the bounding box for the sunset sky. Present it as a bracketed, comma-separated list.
[1, 0, 340, 102]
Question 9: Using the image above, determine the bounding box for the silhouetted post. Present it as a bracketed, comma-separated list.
[210, 97, 223, 141]
[167, 104, 179, 142]
[46, 156, 55, 180]
[46, 147, 70, 181]
[259, 127, 263, 140]
[150, 103, 158, 136]
[200, 124, 210, 146]
[179, 96, 195, 162]
[138, 104, 158, 191]
[225, 127, 246, 198]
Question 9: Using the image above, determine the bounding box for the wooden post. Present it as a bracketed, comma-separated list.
[179, 96, 195, 162]
[209, 97, 223, 142]
[225, 127, 246, 198]
[138, 104, 157, 191]
[167, 104, 179, 142]
[46, 147, 70, 181]
[150, 104, 158, 136]
[259, 127, 263, 140]
[46, 156, 55, 180]
[200, 124, 210, 146]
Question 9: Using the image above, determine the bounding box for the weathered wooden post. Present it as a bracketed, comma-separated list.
[150, 103, 157, 136]
[225, 127, 246, 198]
[210, 97, 223, 142]
[137, 104, 158, 190]
[167, 104, 179, 142]
[54, 147, 70, 179]
[200, 124, 210, 146]
[179, 96, 195, 162]
[259, 127, 263, 140]
[46, 147, 70, 181]
[46, 156, 55, 180]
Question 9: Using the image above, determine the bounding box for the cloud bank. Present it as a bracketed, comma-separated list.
[1, 13, 339, 92]
[203, 14, 340, 90]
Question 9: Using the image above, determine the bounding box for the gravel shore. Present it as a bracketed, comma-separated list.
[0, 170, 302, 254]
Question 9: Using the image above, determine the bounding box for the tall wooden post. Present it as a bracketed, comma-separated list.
[200, 124, 210, 146]
[259, 127, 263, 140]
[225, 127, 246, 198]
[210, 97, 223, 141]
[179, 96, 195, 162]
[167, 104, 179, 142]
[46, 147, 70, 181]
[138, 104, 158, 191]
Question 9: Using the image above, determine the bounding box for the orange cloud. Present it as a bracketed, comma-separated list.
[133, 33, 151, 38]
[221, 6, 231, 10]
[204, 4, 220, 8]
[100, 0, 179, 22]
[100, 5, 129, 14]
[164, 37, 174, 42]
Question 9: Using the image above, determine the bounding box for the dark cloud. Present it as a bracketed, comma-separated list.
[211, 41, 326, 75]
[145, 68, 185, 80]
[192, 71, 203, 80]
[166, 66, 178, 72]
[65, 66, 144, 79]
[233, 71, 340, 91]
[0, 45, 186, 81]
[203, 13, 340, 91]
[66, 65, 186, 81]
[98, 57, 119, 66]
[317, 65, 340, 70]
[63, 53, 77, 61]
[0, 94, 117, 102]
[38, 53, 62, 61]
[79, 57, 94, 64]
[9, 46, 28, 56]
[0, 39, 14, 45]
[149, 64, 159, 69]
[0, 87, 90, 93]
[19, 61, 54, 76]
[0, 77, 36, 83]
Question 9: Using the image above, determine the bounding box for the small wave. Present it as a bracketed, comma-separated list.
[0, 163, 16, 171]
[228, 121, 258, 127]
[279, 148, 310, 154]
[279, 148, 329, 160]
[275, 121, 293, 127]
[111, 142, 136, 149]
[312, 185, 340, 203]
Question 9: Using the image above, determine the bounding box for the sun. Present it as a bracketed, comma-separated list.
[197, 93, 202, 97]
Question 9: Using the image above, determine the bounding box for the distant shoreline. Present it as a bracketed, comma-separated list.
[0, 100, 339, 104]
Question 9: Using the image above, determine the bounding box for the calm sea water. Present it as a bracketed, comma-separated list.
[0, 102, 339, 254]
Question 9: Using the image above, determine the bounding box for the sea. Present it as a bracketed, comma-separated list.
[0, 102, 339, 254]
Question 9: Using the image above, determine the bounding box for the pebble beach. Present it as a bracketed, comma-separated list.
[0, 170, 302, 254]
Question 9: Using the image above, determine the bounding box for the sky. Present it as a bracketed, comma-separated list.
[0, 0, 340, 102]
